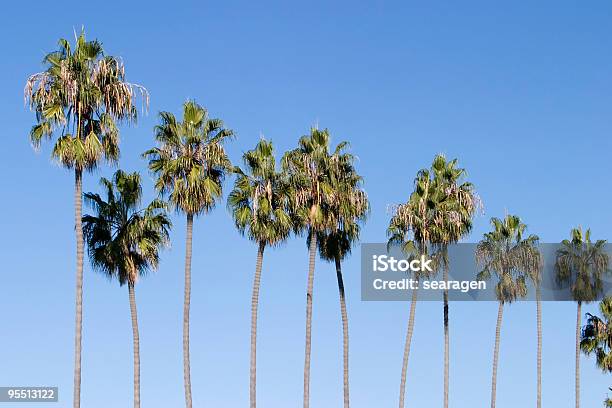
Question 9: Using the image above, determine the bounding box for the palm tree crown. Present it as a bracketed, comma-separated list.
[582, 296, 612, 373]
[389, 155, 478, 253]
[144, 100, 234, 215]
[228, 139, 292, 246]
[315, 141, 369, 263]
[429, 154, 478, 246]
[25, 29, 147, 170]
[556, 227, 609, 303]
[388, 167, 442, 264]
[282, 127, 348, 233]
[476, 215, 541, 304]
[82, 170, 171, 284]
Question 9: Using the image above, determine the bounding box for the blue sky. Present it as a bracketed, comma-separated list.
[1, 0, 612, 406]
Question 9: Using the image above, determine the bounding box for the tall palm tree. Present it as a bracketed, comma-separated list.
[282, 127, 348, 408]
[581, 296, 612, 407]
[314, 148, 368, 408]
[24, 29, 147, 408]
[82, 170, 170, 408]
[476, 215, 541, 408]
[227, 139, 292, 408]
[429, 155, 478, 408]
[143, 100, 233, 408]
[556, 227, 609, 408]
[387, 169, 443, 408]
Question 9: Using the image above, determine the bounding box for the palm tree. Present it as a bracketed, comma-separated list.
[476, 215, 541, 408]
[387, 169, 443, 408]
[82, 170, 170, 408]
[582, 296, 612, 371]
[581, 296, 612, 407]
[282, 127, 349, 408]
[143, 100, 233, 408]
[24, 29, 147, 408]
[429, 155, 478, 408]
[227, 139, 292, 408]
[556, 227, 609, 408]
[314, 147, 368, 408]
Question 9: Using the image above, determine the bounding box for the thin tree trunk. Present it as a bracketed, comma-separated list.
[575, 301, 581, 408]
[490, 301, 504, 408]
[335, 255, 349, 408]
[303, 232, 317, 408]
[399, 286, 418, 408]
[183, 213, 194, 408]
[73, 168, 84, 408]
[536, 285, 542, 408]
[128, 283, 141, 408]
[250, 242, 266, 408]
[443, 264, 449, 408]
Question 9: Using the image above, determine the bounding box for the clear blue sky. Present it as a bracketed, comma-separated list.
[1, 1, 611, 407]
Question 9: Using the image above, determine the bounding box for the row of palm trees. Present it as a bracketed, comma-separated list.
[387, 158, 610, 408]
[24, 29, 611, 408]
[24, 29, 370, 408]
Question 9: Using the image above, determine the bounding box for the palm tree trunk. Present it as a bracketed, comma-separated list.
[250, 242, 266, 408]
[303, 232, 317, 408]
[575, 301, 582, 408]
[398, 286, 418, 408]
[443, 264, 450, 408]
[490, 301, 504, 408]
[334, 255, 350, 408]
[536, 285, 542, 408]
[73, 168, 84, 408]
[128, 283, 141, 408]
[183, 213, 194, 408]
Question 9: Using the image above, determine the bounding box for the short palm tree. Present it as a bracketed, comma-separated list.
[24, 29, 147, 408]
[227, 139, 292, 408]
[387, 169, 443, 408]
[82, 170, 171, 408]
[143, 100, 233, 408]
[556, 227, 609, 408]
[581, 296, 612, 407]
[429, 155, 478, 408]
[282, 127, 347, 408]
[314, 147, 368, 408]
[476, 215, 541, 408]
